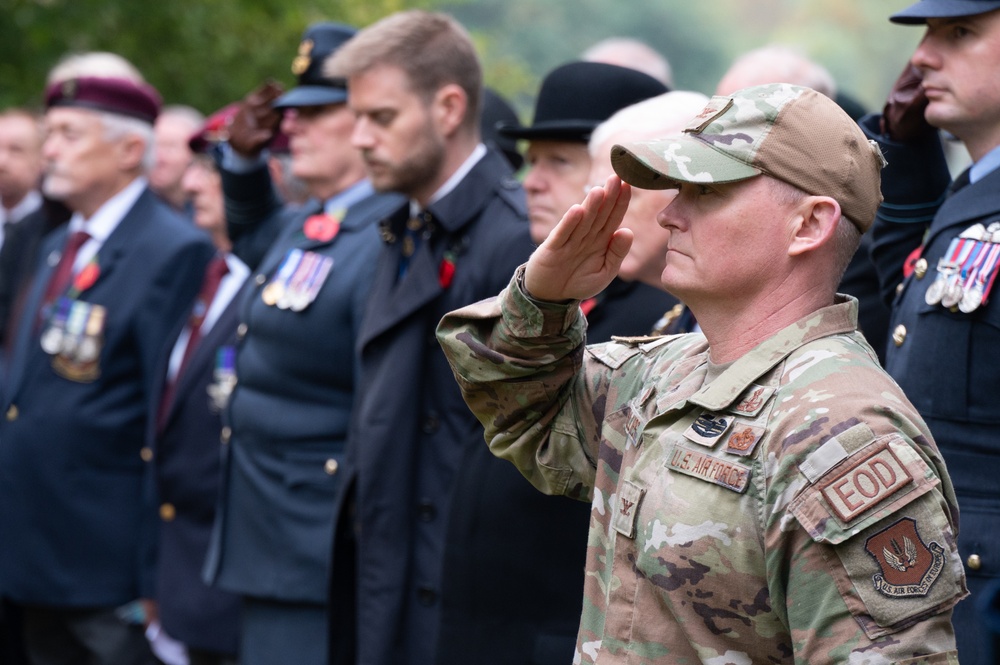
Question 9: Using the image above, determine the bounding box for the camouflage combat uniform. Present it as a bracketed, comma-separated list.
[437, 267, 966, 664]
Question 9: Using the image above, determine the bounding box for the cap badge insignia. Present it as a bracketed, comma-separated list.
[292, 39, 314, 76]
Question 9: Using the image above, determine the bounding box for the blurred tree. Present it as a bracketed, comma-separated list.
[0, 0, 443, 112]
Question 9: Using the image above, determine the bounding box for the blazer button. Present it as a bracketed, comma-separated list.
[160, 503, 176, 522]
[237, 323, 248, 340]
[255, 273, 267, 286]
[140, 447, 154, 462]
[967, 553, 982, 571]
[5, 405, 18, 421]
[221, 426, 231, 444]
[324, 459, 339, 475]
[417, 499, 436, 522]
[417, 586, 437, 606]
[892, 324, 907, 347]
[913, 258, 928, 279]
[422, 411, 440, 434]
[896, 282, 904, 296]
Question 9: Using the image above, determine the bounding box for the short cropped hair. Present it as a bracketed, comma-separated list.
[766, 176, 861, 282]
[99, 111, 155, 173]
[325, 10, 482, 132]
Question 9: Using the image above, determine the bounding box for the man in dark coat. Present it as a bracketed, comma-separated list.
[863, 1, 1000, 662]
[324, 11, 587, 664]
[0, 76, 213, 665]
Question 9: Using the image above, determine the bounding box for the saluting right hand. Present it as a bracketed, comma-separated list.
[523, 175, 633, 303]
[880, 63, 934, 143]
[228, 80, 285, 157]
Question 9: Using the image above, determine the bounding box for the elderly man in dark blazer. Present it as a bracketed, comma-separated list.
[0, 75, 213, 665]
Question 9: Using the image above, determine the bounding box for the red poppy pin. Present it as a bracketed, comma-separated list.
[439, 253, 456, 289]
[72, 260, 100, 294]
[303, 212, 341, 242]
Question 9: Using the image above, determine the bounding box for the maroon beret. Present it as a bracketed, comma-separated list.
[188, 103, 240, 153]
[44, 76, 162, 124]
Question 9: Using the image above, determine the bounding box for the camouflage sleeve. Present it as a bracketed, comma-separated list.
[763, 350, 965, 663]
[437, 265, 616, 501]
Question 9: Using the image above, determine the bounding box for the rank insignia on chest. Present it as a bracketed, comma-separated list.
[683, 411, 733, 447]
[728, 384, 775, 418]
[924, 221, 1000, 312]
[864, 517, 945, 598]
[723, 422, 766, 457]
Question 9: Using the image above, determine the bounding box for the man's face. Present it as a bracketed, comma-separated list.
[280, 102, 360, 199]
[150, 114, 196, 200]
[589, 139, 676, 287]
[348, 64, 446, 201]
[523, 141, 591, 244]
[0, 114, 43, 205]
[42, 107, 127, 217]
[181, 155, 224, 237]
[911, 9, 1000, 152]
[655, 176, 794, 303]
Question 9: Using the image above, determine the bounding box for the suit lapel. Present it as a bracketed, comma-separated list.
[929, 166, 1000, 243]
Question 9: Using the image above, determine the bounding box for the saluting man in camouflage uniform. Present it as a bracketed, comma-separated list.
[437, 83, 967, 664]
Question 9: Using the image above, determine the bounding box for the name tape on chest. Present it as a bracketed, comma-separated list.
[820, 442, 912, 523]
[667, 445, 751, 493]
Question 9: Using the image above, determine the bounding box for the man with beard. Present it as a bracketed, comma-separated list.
[323, 10, 588, 664]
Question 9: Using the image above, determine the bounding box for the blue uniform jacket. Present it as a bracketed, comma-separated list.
[204, 165, 401, 603]
[864, 115, 999, 665]
[0, 187, 213, 606]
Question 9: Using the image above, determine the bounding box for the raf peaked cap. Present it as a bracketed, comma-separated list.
[891, 0, 1000, 23]
[498, 61, 669, 142]
[273, 22, 356, 109]
[44, 76, 162, 124]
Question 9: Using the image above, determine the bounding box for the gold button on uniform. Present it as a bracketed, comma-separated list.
[221, 426, 231, 444]
[237, 323, 248, 340]
[896, 283, 904, 296]
[140, 447, 154, 462]
[913, 258, 928, 279]
[160, 503, 176, 522]
[967, 553, 982, 571]
[5, 405, 18, 421]
[892, 324, 907, 347]
[324, 459, 339, 475]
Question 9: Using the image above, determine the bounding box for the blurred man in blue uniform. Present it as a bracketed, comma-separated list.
[864, 1, 1000, 662]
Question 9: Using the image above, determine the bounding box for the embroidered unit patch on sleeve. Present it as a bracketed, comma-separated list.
[864, 517, 945, 598]
[820, 442, 912, 522]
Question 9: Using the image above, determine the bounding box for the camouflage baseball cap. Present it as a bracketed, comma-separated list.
[611, 83, 885, 231]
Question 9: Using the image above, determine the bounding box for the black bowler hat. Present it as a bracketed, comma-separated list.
[498, 61, 668, 142]
[273, 22, 356, 109]
[481, 88, 524, 171]
[891, 0, 1000, 23]
[44, 76, 162, 124]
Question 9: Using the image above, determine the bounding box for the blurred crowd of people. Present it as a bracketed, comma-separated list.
[0, 2, 997, 664]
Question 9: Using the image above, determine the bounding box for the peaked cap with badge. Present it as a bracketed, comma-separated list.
[273, 22, 356, 109]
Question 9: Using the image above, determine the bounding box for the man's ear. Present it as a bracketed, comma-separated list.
[117, 133, 147, 173]
[432, 83, 468, 138]
[788, 196, 841, 257]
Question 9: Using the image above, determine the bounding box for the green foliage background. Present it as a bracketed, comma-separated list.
[1, 0, 922, 122]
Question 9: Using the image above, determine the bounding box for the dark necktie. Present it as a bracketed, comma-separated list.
[157, 255, 229, 431]
[42, 230, 90, 306]
[398, 213, 429, 279]
[947, 168, 971, 197]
